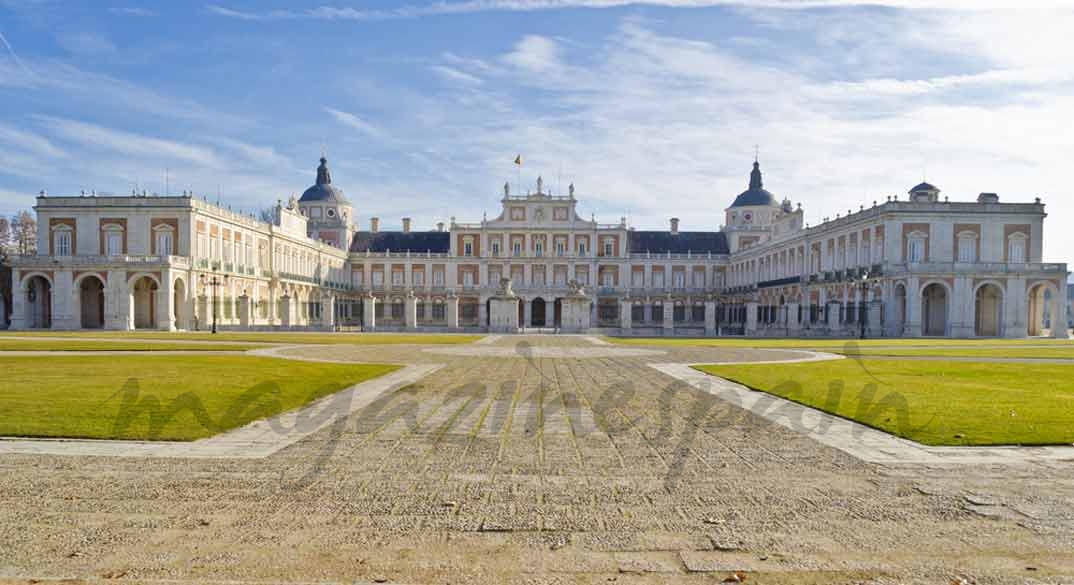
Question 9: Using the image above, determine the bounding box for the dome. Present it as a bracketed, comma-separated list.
[729, 161, 779, 208]
[909, 181, 939, 194]
[299, 156, 349, 204]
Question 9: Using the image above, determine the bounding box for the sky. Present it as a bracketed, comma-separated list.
[0, 1, 1072, 262]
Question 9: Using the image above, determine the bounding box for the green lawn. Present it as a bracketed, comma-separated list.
[695, 359, 1074, 446]
[836, 347, 1074, 360]
[0, 355, 399, 440]
[607, 336, 1074, 349]
[0, 339, 257, 352]
[0, 331, 484, 345]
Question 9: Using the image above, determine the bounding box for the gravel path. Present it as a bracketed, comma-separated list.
[1, 335, 1071, 584]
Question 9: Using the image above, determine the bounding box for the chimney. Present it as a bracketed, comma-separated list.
[402, 217, 412, 233]
[436, 222, 445, 232]
[370, 217, 380, 233]
[670, 217, 680, 234]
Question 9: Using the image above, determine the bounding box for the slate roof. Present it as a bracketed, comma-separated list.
[629, 231, 729, 255]
[349, 231, 451, 253]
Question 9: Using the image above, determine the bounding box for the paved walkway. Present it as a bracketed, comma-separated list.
[2, 335, 1073, 583]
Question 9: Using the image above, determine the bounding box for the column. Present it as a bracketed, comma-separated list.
[786, 302, 800, 333]
[867, 300, 883, 337]
[446, 292, 460, 329]
[950, 276, 973, 337]
[704, 297, 717, 336]
[523, 299, 532, 327]
[1052, 282, 1069, 338]
[280, 294, 292, 327]
[156, 273, 175, 331]
[404, 291, 417, 330]
[619, 297, 632, 332]
[0, 295, 6, 329]
[53, 271, 75, 330]
[1004, 277, 1027, 338]
[826, 301, 841, 335]
[477, 296, 487, 326]
[662, 297, 674, 332]
[745, 301, 759, 335]
[904, 276, 922, 337]
[267, 284, 278, 325]
[9, 274, 24, 330]
[238, 294, 251, 328]
[326, 294, 336, 329]
[362, 291, 377, 331]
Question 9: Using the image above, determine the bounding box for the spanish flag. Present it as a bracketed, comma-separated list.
[514, 155, 522, 166]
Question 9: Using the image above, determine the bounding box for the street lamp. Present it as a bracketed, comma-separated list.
[199, 270, 229, 334]
[858, 270, 876, 339]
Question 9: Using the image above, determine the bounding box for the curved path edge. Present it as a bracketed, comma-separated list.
[0, 363, 442, 459]
[653, 361, 1074, 466]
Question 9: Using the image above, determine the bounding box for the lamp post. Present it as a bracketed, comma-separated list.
[858, 270, 873, 340]
[199, 270, 229, 334]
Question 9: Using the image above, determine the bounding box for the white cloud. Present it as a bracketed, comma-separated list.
[432, 65, 484, 85]
[36, 116, 219, 167]
[502, 35, 563, 74]
[206, 0, 1074, 22]
[323, 107, 383, 137]
[0, 124, 68, 159]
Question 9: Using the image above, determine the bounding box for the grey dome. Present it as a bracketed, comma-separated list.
[909, 181, 939, 194]
[299, 157, 349, 204]
[729, 161, 779, 208]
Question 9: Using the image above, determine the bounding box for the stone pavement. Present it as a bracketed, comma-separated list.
[1, 335, 1072, 584]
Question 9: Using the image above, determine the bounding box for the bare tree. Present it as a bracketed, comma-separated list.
[0, 217, 10, 255]
[10, 210, 36, 255]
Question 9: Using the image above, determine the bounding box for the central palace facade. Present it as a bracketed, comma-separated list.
[6, 156, 1069, 338]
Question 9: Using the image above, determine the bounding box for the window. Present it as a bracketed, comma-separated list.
[513, 241, 522, 256]
[391, 271, 404, 286]
[534, 241, 543, 257]
[106, 231, 123, 256]
[692, 271, 704, 288]
[491, 241, 500, 256]
[957, 233, 977, 263]
[463, 240, 473, 256]
[326, 208, 336, 218]
[372, 271, 384, 287]
[653, 272, 665, 288]
[432, 302, 446, 321]
[556, 241, 565, 256]
[462, 271, 474, 286]
[632, 304, 644, 322]
[1008, 234, 1026, 263]
[632, 271, 644, 287]
[673, 272, 685, 289]
[433, 271, 445, 286]
[412, 271, 424, 286]
[53, 227, 72, 256]
[416, 301, 425, 321]
[352, 271, 364, 287]
[603, 240, 613, 257]
[577, 241, 587, 256]
[601, 272, 614, 287]
[907, 234, 926, 263]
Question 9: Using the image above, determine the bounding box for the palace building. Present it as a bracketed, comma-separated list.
[5, 156, 1069, 338]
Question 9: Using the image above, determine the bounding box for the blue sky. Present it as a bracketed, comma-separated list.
[1, 1, 1072, 262]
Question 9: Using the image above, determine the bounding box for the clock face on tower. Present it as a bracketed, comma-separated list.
[743, 212, 753, 223]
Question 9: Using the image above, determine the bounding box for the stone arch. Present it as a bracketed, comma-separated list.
[973, 281, 1004, 337]
[531, 296, 546, 327]
[78, 273, 106, 329]
[173, 276, 187, 330]
[920, 281, 950, 337]
[1026, 280, 1059, 337]
[130, 275, 159, 330]
[22, 273, 53, 329]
